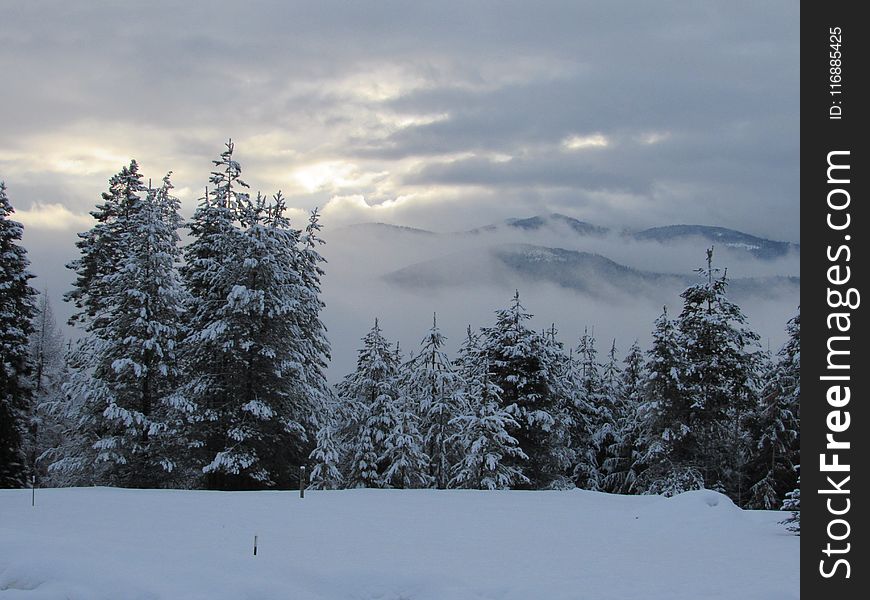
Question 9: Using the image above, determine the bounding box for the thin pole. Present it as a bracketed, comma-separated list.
[31, 475, 36, 507]
[300, 465, 306, 499]
[253, 535, 258, 556]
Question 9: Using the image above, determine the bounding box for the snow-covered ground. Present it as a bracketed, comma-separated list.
[0, 487, 797, 599]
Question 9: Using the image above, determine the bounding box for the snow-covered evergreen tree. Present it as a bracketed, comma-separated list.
[0, 181, 37, 487]
[404, 314, 461, 488]
[747, 309, 800, 509]
[382, 387, 431, 489]
[180, 143, 328, 489]
[571, 328, 609, 491]
[295, 208, 333, 428]
[202, 197, 311, 487]
[62, 173, 188, 487]
[48, 335, 104, 484]
[308, 407, 344, 490]
[537, 324, 576, 488]
[780, 469, 800, 534]
[454, 325, 482, 396]
[59, 162, 146, 484]
[65, 161, 145, 329]
[25, 291, 68, 485]
[480, 291, 559, 488]
[595, 339, 623, 492]
[450, 358, 528, 490]
[602, 340, 645, 494]
[602, 340, 622, 403]
[635, 306, 699, 496]
[341, 319, 400, 488]
[179, 142, 248, 488]
[676, 248, 760, 498]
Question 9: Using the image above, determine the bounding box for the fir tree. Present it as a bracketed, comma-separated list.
[780, 469, 800, 534]
[60, 162, 147, 485]
[559, 347, 596, 490]
[181, 143, 327, 489]
[454, 326, 482, 396]
[65, 161, 145, 329]
[602, 340, 646, 494]
[602, 340, 622, 403]
[747, 309, 800, 509]
[596, 339, 623, 492]
[481, 291, 558, 488]
[200, 193, 313, 488]
[538, 324, 576, 488]
[571, 328, 609, 491]
[50, 335, 105, 484]
[676, 248, 760, 498]
[450, 359, 528, 490]
[0, 181, 37, 487]
[179, 141, 249, 488]
[342, 319, 400, 488]
[404, 313, 461, 489]
[25, 291, 67, 485]
[295, 208, 332, 429]
[62, 174, 188, 487]
[308, 407, 344, 490]
[636, 306, 699, 496]
[381, 388, 431, 489]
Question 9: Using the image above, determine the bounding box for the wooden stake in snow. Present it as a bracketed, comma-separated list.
[31, 475, 36, 507]
[300, 465, 306, 499]
[253, 535, 258, 556]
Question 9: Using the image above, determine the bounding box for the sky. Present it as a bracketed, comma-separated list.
[0, 1, 799, 374]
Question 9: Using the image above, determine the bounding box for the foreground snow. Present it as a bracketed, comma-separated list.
[0, 487, 797, 599]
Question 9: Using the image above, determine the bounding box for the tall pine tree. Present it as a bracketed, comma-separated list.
[450, 357, 528, 490]
[571, 328, 609, 491]
[636, 306, 697, 496]
[676, 248, 760, 498]
[181, 143, 328, 489]
[25, 291, 69, 486]
[62, 172, 188, 487]
[481, 291, 558, 488]
[308, 405, 344, 490]
[602, 340, 646, 494]
[404, 314, 461, 489]
[747, 309, 800, 508]
[0, 181, 37, 487]
[340, 319, 400, 488]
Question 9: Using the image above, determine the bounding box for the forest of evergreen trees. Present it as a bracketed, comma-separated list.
[0, 142, 799, 523]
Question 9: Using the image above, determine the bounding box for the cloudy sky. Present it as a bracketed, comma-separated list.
[1, 1, 799, 372]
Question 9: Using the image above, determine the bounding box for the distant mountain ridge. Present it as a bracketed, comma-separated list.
[385, 243, 799, 301]
[337, 214, 798, 261]
[632, 224, 798, 260]
[467, 213, 609, 237]
[344, 222, 436, 236]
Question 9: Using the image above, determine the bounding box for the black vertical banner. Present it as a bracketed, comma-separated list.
[802, 2, 867, 597]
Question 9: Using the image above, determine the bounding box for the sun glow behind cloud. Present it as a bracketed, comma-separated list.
[291, 161, 388, 193]
[561, 133, 609, 150]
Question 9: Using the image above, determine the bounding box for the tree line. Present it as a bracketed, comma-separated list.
[0, 143, 799, 521]
[315, 283, 799, 513]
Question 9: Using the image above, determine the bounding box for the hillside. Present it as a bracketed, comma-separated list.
[384, 243, 799, 301]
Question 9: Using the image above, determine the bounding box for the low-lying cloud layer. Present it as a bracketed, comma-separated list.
[320, 220, 798, 377]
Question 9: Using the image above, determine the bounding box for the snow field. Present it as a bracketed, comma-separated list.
[0, 487, 797, 600]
